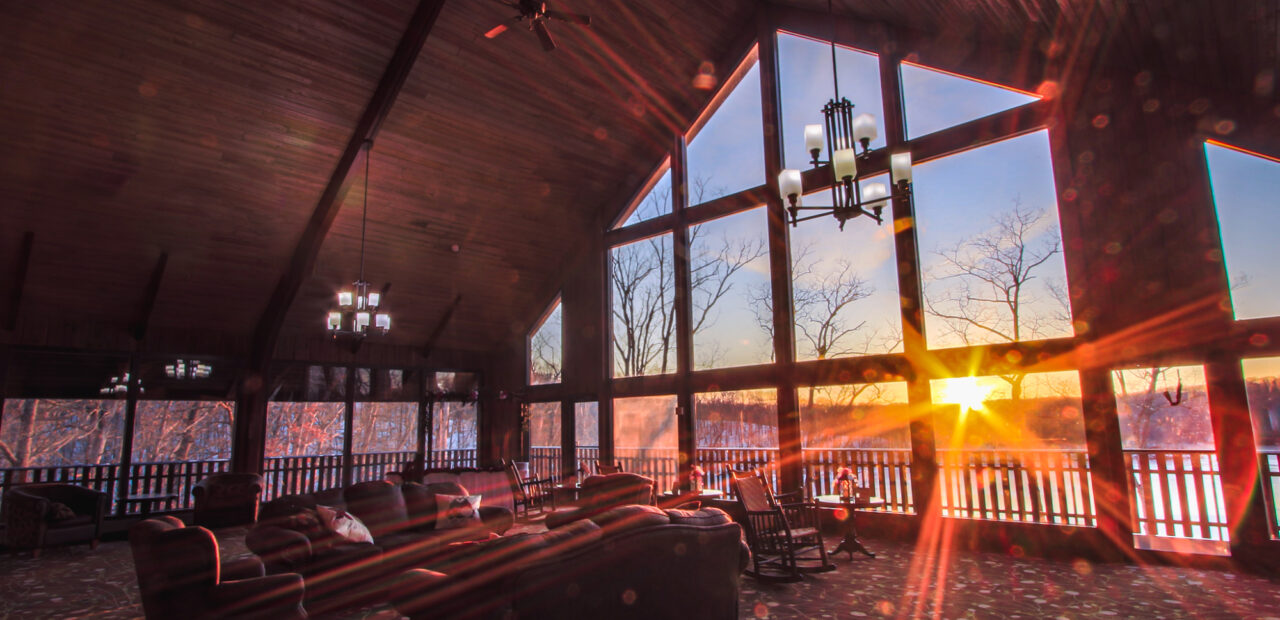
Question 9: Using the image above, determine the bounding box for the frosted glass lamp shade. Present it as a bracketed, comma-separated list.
[862, 182, 889, 209]
[891, 152, 913, 184]
[804, 124, 824, 155]
[852, 114, 877, 145]
[375, 313, 391, 330]
[367, 292, 380, 308]
[832, 148, 858, 180]
[338, 291, 353, 307]
[356, 312, 371, 330]
[777, 169, 803, 203]
[328, 311, 342, 330]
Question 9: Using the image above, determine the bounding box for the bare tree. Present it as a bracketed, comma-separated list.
[612, 175, 767, 375]
[530, 306, 563, 384]
[926, 202, 1065, 399]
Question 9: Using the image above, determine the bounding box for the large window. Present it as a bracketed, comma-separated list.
[1112, 365, 1227, 553]
[131, 401, 233, 463]
[779, 32, 885, 170]
[611, 234, 676, 377]
[529, 298, 563, 385]
[433, 401, 478, 467]
[527, 401, 561, 480]
[900, 61, 1038, 139]
[694, 388, 777, 494]
[0, 399, 127, 469]
[686, 57, 764, 202]
[613, 395, 678, 491]
[575, 401, 600, 472]
[916, 131, 1073, 349]
[799, 382, 913, 512]
[1205, 140, 1280, 320]
[619, 165, 671, 227]
[690, 207, 772, 369]
[1242, 357, 1280, 539]
[789, 173, 903, 360]
[931, 371, 1092, 526]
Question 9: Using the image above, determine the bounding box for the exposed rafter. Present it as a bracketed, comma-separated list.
[249, 0, 448, 368]
[131, 252, 168, 342]
[421, 294, 464, 360]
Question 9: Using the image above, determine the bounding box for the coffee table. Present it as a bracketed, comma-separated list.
[814, 494, 885, 558]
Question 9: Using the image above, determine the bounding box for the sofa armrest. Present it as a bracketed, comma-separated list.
[245, 525, 312, 572]
[221, 556, 266, 581]
[211, 573, 306, 619]
[478, 506, 514, 535]
[390, 569, 450, 619]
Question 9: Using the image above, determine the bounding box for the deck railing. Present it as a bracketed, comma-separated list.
[1264, 450, 1280, 539]
[6, 446, 1262, 547]
[1125, 449, 1227, 542]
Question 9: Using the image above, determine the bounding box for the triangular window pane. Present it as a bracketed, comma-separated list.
[1206, 141, 1280, 320]
[779, 32, 884, 170]
[618, 165, 671, 228]
[901, 61, 1039, 139]
[529, 297, 562, 385]
[687, 59, 764, 204]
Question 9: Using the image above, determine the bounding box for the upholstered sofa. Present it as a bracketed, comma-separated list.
[392, 504, 750, 620]
[2, 483, 108, 557]
[543, 472, 655, 529]
[192, 472, 263, 528]
[131, 516, 306, 620]
[245, 480, 514, 615]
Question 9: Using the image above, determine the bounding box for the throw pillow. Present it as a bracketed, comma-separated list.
[280, 508, 330, 542]
[434, 494, 483, 530]
[316, 504, 374, 544]
[47, 501, 77, 521]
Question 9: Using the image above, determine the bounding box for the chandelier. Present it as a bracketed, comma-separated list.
[327, 140, 390, 338]
[776, 1, 914, 230]
[100, 372, 142, 396]
[165, 359, 211, 380]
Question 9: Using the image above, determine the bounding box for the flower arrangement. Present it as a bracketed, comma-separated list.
[691, 465, 705, 492]
[835, 467, 855, 481]
[836, 466, 856, 500]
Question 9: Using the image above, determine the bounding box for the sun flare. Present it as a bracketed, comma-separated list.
[941, 377, 994, 412]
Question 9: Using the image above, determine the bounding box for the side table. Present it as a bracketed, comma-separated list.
[814, 494, 885, 559]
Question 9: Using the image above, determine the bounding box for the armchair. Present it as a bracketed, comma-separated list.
[502, 459, 553, 519]
[192, 472, 263, 528]
[731, 469, 834, 582]
[130, 516, 307, 620]
[3, 483, 107, 557]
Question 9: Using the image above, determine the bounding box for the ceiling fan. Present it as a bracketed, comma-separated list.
[484, 0, 591, 52]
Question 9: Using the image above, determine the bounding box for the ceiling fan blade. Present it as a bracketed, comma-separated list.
[484, 23, 509, 39]
[533, 19, 557, 51]
[545, 10, 590, 25]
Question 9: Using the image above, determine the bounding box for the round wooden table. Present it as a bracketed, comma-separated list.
[815, 494, 885, 558]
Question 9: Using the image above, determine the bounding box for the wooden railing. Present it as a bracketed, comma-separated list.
[803, 448, 914, 513]
[937, 449, 1095, 526]
[0, 460, 232, 515]
[262, 454, 344, 500]
[1264, 449, 1280, 539]
[616, 447, 679, 493]
[696, 448, 779, 497]
[529, 446, 560, 481]
[428, 449, 477, 470]
[1125, 449, 1226, 542]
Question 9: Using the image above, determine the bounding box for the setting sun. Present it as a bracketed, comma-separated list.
[938, 377, 995, 412]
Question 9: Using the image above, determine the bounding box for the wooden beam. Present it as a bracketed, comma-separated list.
[421, 294, 463, 360]
[4, 232, 34, 332]
[131, 252, 168, 342]
[233, 0, 447, 476]
[249, 0, 448, 369]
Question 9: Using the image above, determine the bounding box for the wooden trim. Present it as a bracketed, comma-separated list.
[908, 99, 1055, 164]
[605, 212, 676, 247]
[131, 252, 168, 342]
[4, 232, 34, 332]
[686, 43, 761, 144]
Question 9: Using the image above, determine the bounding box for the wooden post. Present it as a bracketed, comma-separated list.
[757, 7, 803, 494]
[116, 355, 140, 517]
[672, 134, 696, 492]
[1205, 356, 1273, 567]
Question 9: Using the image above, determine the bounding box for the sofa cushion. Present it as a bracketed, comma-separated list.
[48, 501, 77, 521]
[435, 494, 483, 530]
[316, 505, 374, 544]
[590, 504, 670, 536]
[664, 506, 731, 527]
[344, 481, 410, 538]
[402, 481, 469, 531]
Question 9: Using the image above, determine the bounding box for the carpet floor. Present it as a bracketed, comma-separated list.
[3, 526, 1280, 619]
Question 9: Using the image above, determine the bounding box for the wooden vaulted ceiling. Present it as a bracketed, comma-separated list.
[1, 0, 1274, 359]
[0, 0, 757, 356]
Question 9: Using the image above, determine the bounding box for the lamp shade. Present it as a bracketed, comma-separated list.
[338, 291, 353, 307]
[862, 182, 889, 209]
[832, 148, 857, 180]
[777, 169, 803, 202]
[375, 313, 391, 330]
[328, 311, 342, 330]
[804, 124, 824, 154]
[891, 152, 913, 184]
[355, 312, 371, 330]
[852, 113, 877, 144]
[367, 292, 380, 308]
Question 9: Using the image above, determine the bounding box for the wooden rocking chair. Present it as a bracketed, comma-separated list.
[731, 469, 834, 582]
[503, 460, 555, 519]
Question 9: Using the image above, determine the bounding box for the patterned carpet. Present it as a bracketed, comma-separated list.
[4, 526, 1280, 619]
